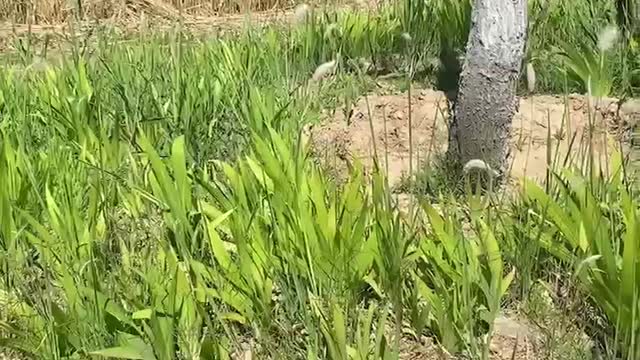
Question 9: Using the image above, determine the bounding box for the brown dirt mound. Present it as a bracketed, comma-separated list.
[313, 88, 449, 187]
[311, 85, 637, 189]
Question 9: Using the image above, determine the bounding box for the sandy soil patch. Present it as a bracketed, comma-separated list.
[311, 85, 639, 189]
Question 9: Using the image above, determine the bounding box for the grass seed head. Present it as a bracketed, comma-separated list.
[311, 59, 337, 82]
[597, 25, 619, 52]
[526, 62, 536, 93]
[463, 159, 499, 177]
[294, 4, 312, 25]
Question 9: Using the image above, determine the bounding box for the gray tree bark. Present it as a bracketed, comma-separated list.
[446, 0, 528, 179]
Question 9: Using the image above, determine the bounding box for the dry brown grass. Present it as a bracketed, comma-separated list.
[0, 0, 307, 24]
[0, 0, 367, 53]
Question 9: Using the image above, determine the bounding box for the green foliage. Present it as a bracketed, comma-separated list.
[433, 0, 471, 92]
[557, 26, 618, 98]
[0, 3, 639, 360]
[413, 200, 513, 357]
[522, 150, 640, 359]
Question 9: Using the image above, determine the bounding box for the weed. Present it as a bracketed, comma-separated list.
[1, 3, 639, 360]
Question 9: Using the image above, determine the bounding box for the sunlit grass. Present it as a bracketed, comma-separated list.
[0, 1, 639, 359]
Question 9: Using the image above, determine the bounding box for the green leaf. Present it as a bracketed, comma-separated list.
[574, 255, 602, 278]
[363, 275, 384, 298]
[333, 303, 347, 359]
[374, 308, 388, 358]
[205, 210, 235, 270]
[92, 335, 155, 360]
[132, 309, 153, 320]
[479, 220, 503, 289]
[220, 312, 247, 324]
[620, 193, 638, 310]
[422, 202, 456, 258]
[524, 179, 578, 248]
[149, 313, 174, 360]
[170, 135, 191, 214]
[138, 131, 178, 218]
[501, 268, 516, 298]
[245, 156, 274, 191]
[90, 346, 147, 359]
[578, 221, 589, 253]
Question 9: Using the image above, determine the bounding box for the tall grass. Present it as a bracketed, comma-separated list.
[0, 2, 639, 359]
[519, 151, 640, 358]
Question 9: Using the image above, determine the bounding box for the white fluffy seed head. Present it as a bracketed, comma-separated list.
[294, 4, 311, 25]
[401, 32, 412, 43]
[526, 62, 536, 93]
[462, 159, 499, 178]
[311, 60, 337, 82]
[597, 25, 619, 52]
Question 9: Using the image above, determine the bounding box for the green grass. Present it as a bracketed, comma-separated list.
[1, 1, 639, 359]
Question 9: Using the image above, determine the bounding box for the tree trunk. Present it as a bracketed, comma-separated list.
[446, 0, 527, 179]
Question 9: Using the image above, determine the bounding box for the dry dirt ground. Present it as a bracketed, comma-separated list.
[311, 84, 640, 191]
[0, 0, 377, 51]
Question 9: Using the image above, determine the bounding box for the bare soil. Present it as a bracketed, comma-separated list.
[398, 314, 540, 360]
[311, 84, 639, 190]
